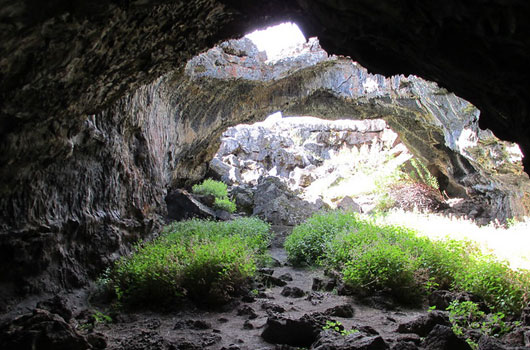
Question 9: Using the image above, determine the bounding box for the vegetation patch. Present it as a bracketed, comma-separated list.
[109, 217, 271, 307]
[192, 178, 237, 213]
[286, 211, 530, 314]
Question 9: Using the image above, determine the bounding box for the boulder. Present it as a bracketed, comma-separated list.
[396, 311, 450, 337]
[310, 329, 388, 350]
[261, 313, 329, 347]
[253, 177, 327, 225]
[421, 325, 472, 350]
[0, 309, 91, 350]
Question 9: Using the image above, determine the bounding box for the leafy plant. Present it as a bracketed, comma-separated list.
[284, 211, 361, 266]
[285, 211, 530, 314]
[192, 178, 237, 213]
[192, 178, 229, 198]
[322, 320, 359, 336]
[447, 300, 516, 349]
[214, 197, 237, 213]
[110, 217, 271, 306]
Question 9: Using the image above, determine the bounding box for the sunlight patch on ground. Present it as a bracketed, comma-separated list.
[376, 210, 530, 270]
[245, 22, 306, 61]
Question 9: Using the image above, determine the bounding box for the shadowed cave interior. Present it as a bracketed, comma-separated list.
[1, 2, 530, 349]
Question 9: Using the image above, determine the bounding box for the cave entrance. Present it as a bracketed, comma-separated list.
[209, 112, 445, 216]
[182, 20, 529, 226]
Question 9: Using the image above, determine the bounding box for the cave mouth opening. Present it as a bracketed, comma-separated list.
[207, 111, 530, 270]
[245, 22, 306, 61]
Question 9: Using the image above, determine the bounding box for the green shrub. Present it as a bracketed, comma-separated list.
[192, 178, 229, 198]
[342, 242, 420, 302]
[214, 198, 237, 213]
[284, 211, 361, 265]
[286, 211, 530, 314]
[453, 256, 530, 314]
[110, 217, 271, 306]
[192, 178, 237, 213]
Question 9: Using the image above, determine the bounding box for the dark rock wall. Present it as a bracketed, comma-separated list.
[0, 78, 176, 293]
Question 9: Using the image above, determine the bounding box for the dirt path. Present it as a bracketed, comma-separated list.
[92, 225, 428, 350]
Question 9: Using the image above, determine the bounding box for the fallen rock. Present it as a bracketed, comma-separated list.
[390, 341, 418, 350]
[279, 273, 293, 282]
[477, 335, 505, 350]
[0, 309, 91, 350]
[261, 302, 286, 315]
[336, 196, 363, 213]
[396, 311, 450, 336]
[428, 290, 478, 311]
[87, 332, 107, 349]
[237, 305, 258, 319]
[281, 286, 306, 298]
[324, 304, 355, 318]
[311, 329, 388, 350]
[262, 275, 288, 287]
[421, 325, 472, 350]
[36, 295, 73, 322]
[253, 176, 327, 225]
[261, 313, 329, 347]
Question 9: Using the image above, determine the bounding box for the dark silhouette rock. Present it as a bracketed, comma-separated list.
[324, 304, 355, 318]
[0, 309, 91, 350]
[422, 325, 472, 350]
[396, 311, 450, 337]
[281, 286, 306, 298]
[311, 329, 388, 350]
[261, 313, 329, 347]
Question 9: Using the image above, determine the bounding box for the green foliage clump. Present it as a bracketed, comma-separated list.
[214, 198, 237, 213]
[447, 300, 517, 349]
[192, 178, 229, 198]
[192, 178, 237, 213]
[110, 217, 271, 306]
[322, 320, 359, 336]
[285, 211, 530, 314]
[284, 211, 361, 266]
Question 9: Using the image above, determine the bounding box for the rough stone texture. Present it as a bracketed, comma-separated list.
[0, 308, 91, 350]
[396, 311, 450, 337]
[253, 176, 328, 226]
[421, 325, 472, 350]
[1, 4, 530, 301]
[311, 329, 388, 350]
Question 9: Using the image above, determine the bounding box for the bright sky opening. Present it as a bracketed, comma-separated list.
[245, 22, 306, 61]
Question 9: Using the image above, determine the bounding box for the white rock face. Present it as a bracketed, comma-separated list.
[210, 116, 406, 211]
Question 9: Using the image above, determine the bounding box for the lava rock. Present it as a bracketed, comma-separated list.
[422, 325, 472, 350]
[477, 335, 506, 350]
[237, 305, 258, 319]
[390, 341, 418, 350]
[36, 295, 73, 322]
[396, 311, 450, 336]
[261, 313, 329, 347]
[279, 273, 293, 282]
[281, 286, 305, 298]
[0, 309, 91, 350]
[311, 329, 388, 350]
[87, 332, 108, 349]
[262, 275, 288, 287]
[324, 304, 355, 318]
[428, 290, 478, 311]
[262, 302, 286, 314]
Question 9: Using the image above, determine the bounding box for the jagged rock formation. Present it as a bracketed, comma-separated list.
[1, 2, 530, 302]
